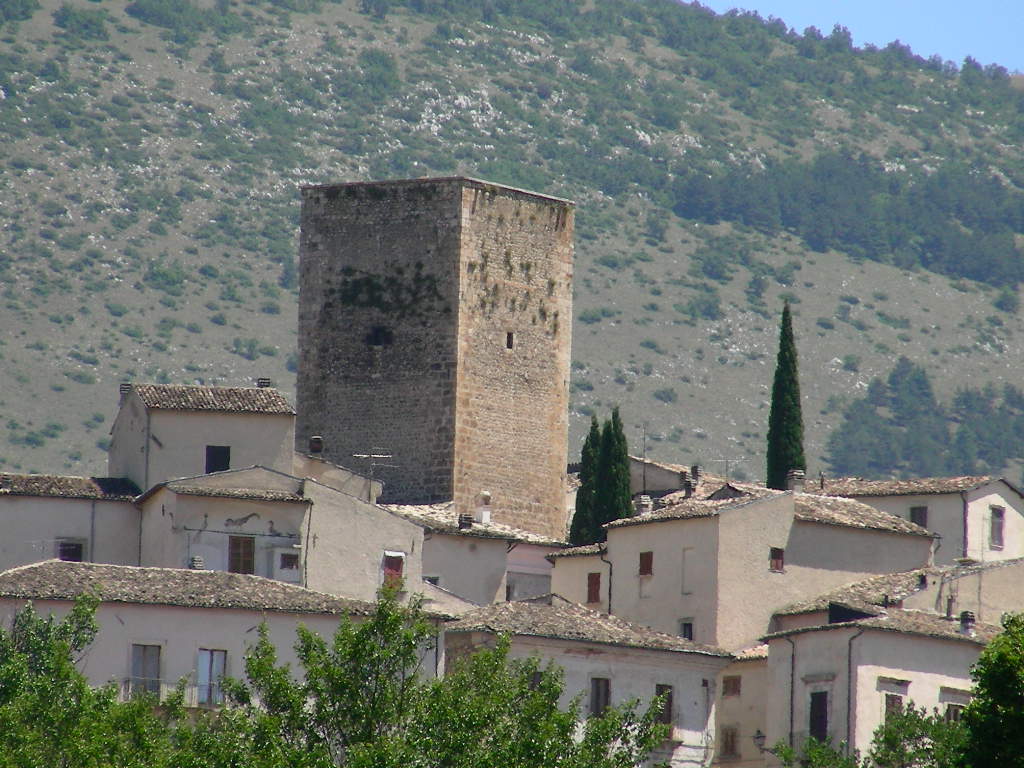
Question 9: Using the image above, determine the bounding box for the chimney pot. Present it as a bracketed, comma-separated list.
[960, 610, 976, 635]
[786, 469, 806, 493]
[309, 435, 324, 454]
[633, 494, 653, 516]
[474, 491, 492, 524]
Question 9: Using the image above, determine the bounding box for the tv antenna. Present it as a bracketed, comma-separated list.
[352, 447, 397, 484]
[707, 456, 746, 483]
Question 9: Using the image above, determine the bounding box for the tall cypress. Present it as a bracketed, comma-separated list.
[766, 301, 806, 489]
[593, 407, 632, 540]
[569, 416, 601, 545]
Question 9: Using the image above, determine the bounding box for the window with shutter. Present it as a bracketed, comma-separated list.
[197, 649, 227, 706]
[655, 684, 674, 725]
[228, 536, 255, 574]
[590, 677, 610, 716]
[587, 572, 601, 603]
[639, 551, 653, 575]
[809, 691, 829, 742]
[130, 643, 161, 697]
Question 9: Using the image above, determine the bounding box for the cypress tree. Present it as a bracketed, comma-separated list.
[593, 407, 632, 540]
[569, 415, 601, 545]
[766, 301, 806, 489]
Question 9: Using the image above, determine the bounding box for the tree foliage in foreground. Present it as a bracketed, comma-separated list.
[0, 590, 667, 767]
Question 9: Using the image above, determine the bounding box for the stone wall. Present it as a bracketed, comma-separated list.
[298, 177, 573, 539]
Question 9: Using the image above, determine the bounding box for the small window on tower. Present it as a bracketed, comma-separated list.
[506, 331, 514, 349]
[365, 325, 394, 347]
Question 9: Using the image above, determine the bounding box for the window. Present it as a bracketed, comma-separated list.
[655, 684, 674, 725]
[365, 325, 394, 347]
[205, 445, 230, 473]
[228, 536, 255, 574]
[719, 725, 739, 758]
[722, 676, 742, 697]
[945, 704, 965, 723]
[383, 551, 405, 588]
[130, 643, 161, 697]
[587, 572, 601, 604]
[769, 547, 785, 572]
[590, 677, 611, 716]
[639, 551, 653, 576]
[910, 506, 928, 528]
[56, 539, 85, 562]
[506, 331, 514, 349]
[196, 648, 227, 706]
[809, 691, 829, 742]
[990, 506, 1005, 549]
[279, 552, 299, 571]
[679, 619, 694, 640]
[884, 693, 903, 722]
[680, 546, 693, 594]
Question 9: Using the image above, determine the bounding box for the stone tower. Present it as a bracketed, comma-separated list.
[297, 177, 574, 539]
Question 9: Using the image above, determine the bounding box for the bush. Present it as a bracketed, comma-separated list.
[653, 388, 678, 403]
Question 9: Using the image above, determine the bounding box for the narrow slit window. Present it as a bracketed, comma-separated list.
[506, 331, 514, 349]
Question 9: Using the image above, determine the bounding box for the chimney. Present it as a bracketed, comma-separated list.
[189, 555, 205, 570]
[786, 469, 806, 493]
[683, 478, 695, 498]
[819, 471, 826, 491]
[118, 382, 132, 404]
[960, 610, 976, 636]
[308, 435, 324, 455]
[633, 494, 653, 516]
[945, 595, 955, 619]
[690, 465, 701, 485]
[256, 377, 272, 388]
[475, 490, 492, 524]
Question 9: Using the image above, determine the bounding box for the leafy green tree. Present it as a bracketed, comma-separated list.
[766, 301, 805, 489]
[569, 415, 601, 545]
[867, 704, 966, 768]
[962, 613, 1024, 767]
[593, 407, 632, 539]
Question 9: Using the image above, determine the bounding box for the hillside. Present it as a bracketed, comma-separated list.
[2, 0, 1024, 482]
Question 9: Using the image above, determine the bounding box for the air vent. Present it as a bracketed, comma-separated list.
[256, 377, 272, 388]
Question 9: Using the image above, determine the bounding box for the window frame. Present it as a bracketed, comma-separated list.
[679, 618, 694, 641]
[990, 506, 1005, 550]
[129, 642, 162, 698]
[586, 572, 601, 604]
[769, 547, 785, 572]
[382, 551, 405, 589]
[655, 683, 674, 726]
[909, 506, 928, 528]
[590, 676, 611, 717]
[719, 725, 739, 758]
[56, 538, 86, 562]
[638, 551, 654, 576]
[722, 675, 742, 697]
[205, 444, 231, 474]
[228, 535, 256, 575]
[196, 648, 227, 707]
[809, 690, 829, 742]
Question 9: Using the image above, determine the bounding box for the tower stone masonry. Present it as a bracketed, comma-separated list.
[297, 177, 574, 539]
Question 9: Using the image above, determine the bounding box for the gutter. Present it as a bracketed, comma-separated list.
[599, 546, 613, 615]
[846, 628, 866, 751]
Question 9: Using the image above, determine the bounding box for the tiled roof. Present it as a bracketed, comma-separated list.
[0, 561, 375, 615]
[657, 478, 767, 506]
[447, 596, 731, 657]
[819, 476, 996, 497]
[131, 384, 295, 414]
[380, 501, 565, 547]
[0, 474, 140, 501]
[162, 483, 306, 504]
[776, 558, 1024, 617]
[605, 494, 774, 529]
[733, 644, 769, 661]
[794, 493, 933, 537]
[546, 543, 606, 559]
[766, 607, 1001, 646]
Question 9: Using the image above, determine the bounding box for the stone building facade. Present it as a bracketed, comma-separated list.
[297, 177, 574, 539]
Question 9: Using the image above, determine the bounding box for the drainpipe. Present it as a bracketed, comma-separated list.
[89, 500, 96, 562]
[960, 491, 969, 560]
[143, 410, 151, 492]
[784, 636, 796, 748]
[599, 547, 613, 615]
[846, 628, 867, 752]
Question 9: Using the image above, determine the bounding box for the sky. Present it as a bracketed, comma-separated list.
[698, 0, 1024, 73]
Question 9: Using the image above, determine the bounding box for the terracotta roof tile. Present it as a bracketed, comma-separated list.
[0, 561, 375, 615]
[606, 493, 776, 529]
[546, 543, 606, 559]
[0, 474, 140, 501]
[163, 483, 307, 503]
[131, 384, 295, 414]
[819, 476, 996, 497]
[794, 493, 933, 537]
[381, 501, 565, 547]
[767, 607, 1001, 646]
[447, 596, 731, 656]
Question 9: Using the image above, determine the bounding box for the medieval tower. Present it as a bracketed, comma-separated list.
[297, 177, 574, 539]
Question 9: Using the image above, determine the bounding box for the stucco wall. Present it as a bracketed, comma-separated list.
[506, 542, 555, 600]
[629, 458, 686, 495]
[713, 657, 768, 767]
[902, 559, 1024, 625]
[549, 552, 609, 610]
[302, 482, 424, 601]
[0, 598, 440, 705]
[448, 632, 729, 768]
[964, 484, 1024, 562]
[421, 533, 507, 605]
[609, 517, 720, 643]
[0, 496, 139, 570]
[108, 391, 295, 492]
